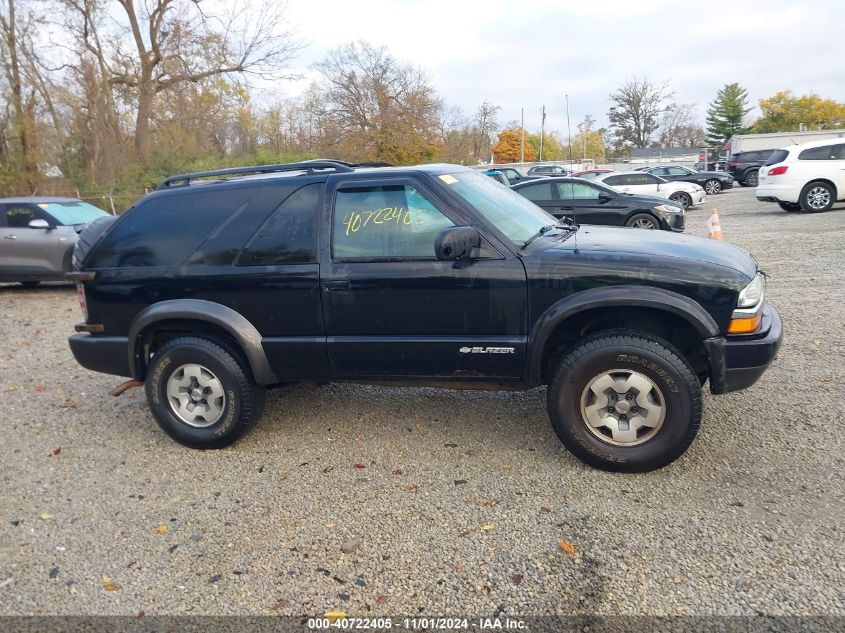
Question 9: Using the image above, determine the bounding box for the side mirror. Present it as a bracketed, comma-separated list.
[598, 193, 614, 204]
[28, 218, 52, 229]
[435, 226, 481, 261]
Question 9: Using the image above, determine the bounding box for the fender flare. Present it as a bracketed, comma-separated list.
[128, 299, 277, 386]
[526, 285, 719, 385]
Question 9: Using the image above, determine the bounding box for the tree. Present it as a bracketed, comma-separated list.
[753, 91, 845, 133]
[0, 0, 38, 191]
[705, 83, 751, 146]
[492, 127, 534, 163]
[315, 40, 443, 164]
[69, 0, 300, 163]
[607, 77, 672, 148]
[572, 115, 606, 161]
[471, 100, 500, 163]
[526, 131, 563, 160]
[660, 103, 705, 148]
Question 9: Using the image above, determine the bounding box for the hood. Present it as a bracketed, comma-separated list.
[546, 225, 757, 278]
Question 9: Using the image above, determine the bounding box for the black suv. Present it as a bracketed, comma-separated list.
[728, 150, 775, 187]
[68, 160, 782, 472]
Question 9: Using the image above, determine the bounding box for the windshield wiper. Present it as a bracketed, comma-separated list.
[522, 223, 558, 249]
[522, 219, 577, 249]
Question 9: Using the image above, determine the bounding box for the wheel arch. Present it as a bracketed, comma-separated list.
[128, 299, 277, 386]
[624, 210, 661, 228]
[803, 178, 838, 198]
[527, 286, 718, 385]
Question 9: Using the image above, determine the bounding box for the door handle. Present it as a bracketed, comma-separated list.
[558, 206, 574, 211]
[323, 280, 350, 292]
[4, 235, 17, 240]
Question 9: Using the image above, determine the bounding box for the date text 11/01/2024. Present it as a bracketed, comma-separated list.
[308, 616, 527, 629]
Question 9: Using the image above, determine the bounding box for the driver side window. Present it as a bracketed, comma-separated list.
[332, 184, 454, 260]
[5, 206, 37, 228]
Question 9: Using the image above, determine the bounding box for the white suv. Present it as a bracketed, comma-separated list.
[756, 139, 845, 212]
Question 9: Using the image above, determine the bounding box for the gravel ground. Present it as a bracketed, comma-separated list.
[1, 186, 843, 619]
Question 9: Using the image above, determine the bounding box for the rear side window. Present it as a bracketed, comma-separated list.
[765, 150, 790, 165]
[87, 188, 251, 268]
[517, 183, 553, 201]
[797, 145, 837, 160]
[237, 184, 320, 265]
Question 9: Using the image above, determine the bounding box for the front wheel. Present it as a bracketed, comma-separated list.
[777, 201, 801, 212]
[625, 213, 660, 230]
[669, 192, 692, 209]
[704, 179, 722, 195]
[546, 331, 702, 472]
[145, 336, 265, 449]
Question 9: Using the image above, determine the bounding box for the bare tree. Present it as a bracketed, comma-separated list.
[471, 100, 500, 162]
[67, 0, 301, 162]
[0, 0, 38, 190]
[658, 103, 705, 148]
[315, 40, 443, 164]
[608, 77, 672, 148]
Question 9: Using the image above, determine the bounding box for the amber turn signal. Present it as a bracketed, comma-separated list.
[728, 313, 762, 334]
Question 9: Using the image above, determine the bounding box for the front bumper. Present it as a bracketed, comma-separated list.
[704, 305, 783, 394]
[69, 333, 132, 378]
[691, 190, 706, 205]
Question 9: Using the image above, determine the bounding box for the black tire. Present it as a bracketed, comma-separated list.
[144, 336, 265, 449]
[777, 201, 801, 212]
[669, 192, 692, 209]
[625, 213, 660, 230]
[19, 281, 41, 287]
[72, 215, 118, 269]
[799, 181, 835, 213]
[546, 330, 702, 473]
[743, 170, 759, 187]
[704, 179, 722, 195]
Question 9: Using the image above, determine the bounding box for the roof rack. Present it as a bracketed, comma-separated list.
[156, 159, 355, 189]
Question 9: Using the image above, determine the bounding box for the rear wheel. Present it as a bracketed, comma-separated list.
[546, 331, 701, 472]
[777, 201, 801, 212]
[799, 181, 835, 213]
[744, 170, 759, 187]
[704, 179, 722, 195]
[669, 192, 692, 209]
[145, 336, 265, 449]
[625, 213, 660, 230]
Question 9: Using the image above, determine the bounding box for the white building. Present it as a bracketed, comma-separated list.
[730, 129, 845, 154]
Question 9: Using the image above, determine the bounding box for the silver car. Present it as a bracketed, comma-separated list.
[0, 197, 109, 285]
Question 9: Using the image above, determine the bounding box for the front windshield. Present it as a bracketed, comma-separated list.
[39, 201, 108, 225]
[446, 171, 556, 244]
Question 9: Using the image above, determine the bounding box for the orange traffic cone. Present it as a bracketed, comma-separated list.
[708, 208, 723, 240]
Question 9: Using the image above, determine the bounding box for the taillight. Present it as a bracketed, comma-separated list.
[768, 166, 788, 176]
[76, 283, 88, 321]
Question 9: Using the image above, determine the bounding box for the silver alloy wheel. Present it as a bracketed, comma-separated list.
[579, 369, 666, 446]
[630, 217, 657, 229]
[745, 171, 758, 186]
[166, 363, 226, 427]
[670, 193, 691, 209]
[806, 186, 831, 210]
[705, 180, 722, 195]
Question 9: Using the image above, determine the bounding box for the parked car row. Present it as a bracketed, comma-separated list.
[635, 165, 734, 195]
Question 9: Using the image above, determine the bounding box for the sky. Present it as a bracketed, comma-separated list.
[277, 0, 844, 135]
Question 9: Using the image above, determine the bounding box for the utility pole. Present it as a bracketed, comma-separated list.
[520, 107, 525, 164]
[539, 105, 546, 162]
[565, 94, 573, 163]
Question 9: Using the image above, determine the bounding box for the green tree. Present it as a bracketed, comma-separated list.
[753, 91, 845, 133]
[705, 83, 751, 146]
[526, 131, 563, 160]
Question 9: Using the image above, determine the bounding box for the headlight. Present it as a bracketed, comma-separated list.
[737, 273, 765, 309]
[654, 204, 682, 214]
